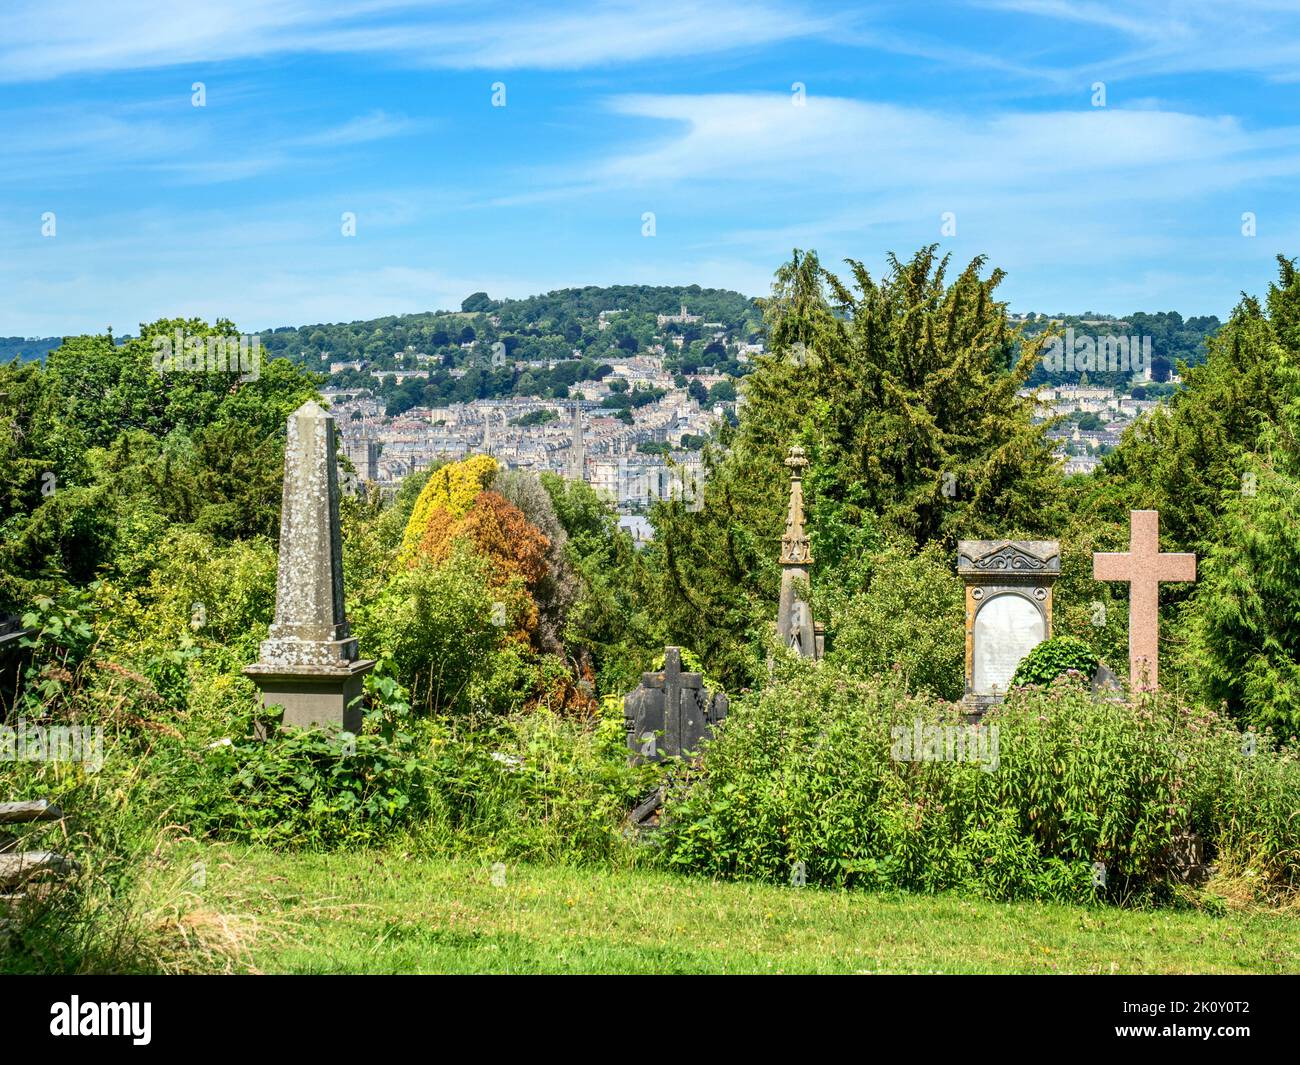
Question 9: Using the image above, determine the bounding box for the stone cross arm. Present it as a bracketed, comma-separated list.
[1094, 517, 1195, 583]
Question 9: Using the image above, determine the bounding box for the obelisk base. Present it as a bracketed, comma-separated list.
[244, 659, 375, 734]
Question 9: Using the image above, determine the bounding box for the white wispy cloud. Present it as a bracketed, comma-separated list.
[4, 2, 1300, 89]
[515, 90, 1300, 313]
[0, 101, 421, 187]
[588, 92, 1300, 198]
[0, 0, 838, 82]
[289, 110, 423, 148]
[978, 0, 1300, 82]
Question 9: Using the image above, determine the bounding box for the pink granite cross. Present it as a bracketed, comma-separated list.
[1093, 509, 1196, 692]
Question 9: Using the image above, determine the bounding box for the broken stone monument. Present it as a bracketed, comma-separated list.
[1093, 509, 1195, 691]
[776, 445, 823, 659]
[624, 647, 727, 762]
[245, 401, 374, 733]
[957, 539, 1060, 711]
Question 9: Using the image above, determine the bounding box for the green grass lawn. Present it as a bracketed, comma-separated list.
[180, 845, 1300, 974]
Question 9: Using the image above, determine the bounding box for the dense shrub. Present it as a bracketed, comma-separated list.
[1010, 635, 1100, 689]
[658, 661, 1300, 902]
[192, 725, 433, 849]
[822, 542, 965, 699]
[1179, 459, 1300, 741]
[351, 544, 535, 715]
[407, 701, 658, 864]
[172, 663, 655, 862]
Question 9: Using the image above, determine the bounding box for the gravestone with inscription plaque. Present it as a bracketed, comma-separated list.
[957, 540, 1060, 712]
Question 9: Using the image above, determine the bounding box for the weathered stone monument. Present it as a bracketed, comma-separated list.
[624, 647, 727, 762]
[245, 401, 374, 732]
[777, 445, 823, 659]
[957, 540, 1060, 710]
[1093, 509, 1195, 691]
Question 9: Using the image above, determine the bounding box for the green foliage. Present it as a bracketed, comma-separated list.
[352, 545, 535, 715]
[822, 542, 965, 699]
[748, 246, 1064, 550]
[461, 291, 499, 313]
[14, 584, 99, 716]
[0, 318, 320, 602]
[649, 646, 724, 696]
[0, 759, 200, 974]
[1010, 636, 1100, 689]
[660, 662, 1300, 902]
[405, 708, 660, 864]
[196, 724, 434, 849]
[540, 472, 661, 695]
[104, 528, 278, 670]
[1093, 256, 1300, 700]
[1180, 459, 1300, 739]
[1023, 310, 1220, 389]
[649, 247, 1065, 689]
[1101, 258, 1300, 553]
[186, 664, 655, 862]
[7, 250, 1300, 964]
[511, 408, 559, 427]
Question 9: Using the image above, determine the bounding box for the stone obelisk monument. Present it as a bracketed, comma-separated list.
[776, 445, 822, 659]
[245, 401, 374, 732]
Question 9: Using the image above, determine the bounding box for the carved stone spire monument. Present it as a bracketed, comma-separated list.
[245, 401, 374, 732]
[776, 445, 823, 659]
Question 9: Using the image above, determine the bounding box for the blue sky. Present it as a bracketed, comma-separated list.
[3, 0, 1300, 335]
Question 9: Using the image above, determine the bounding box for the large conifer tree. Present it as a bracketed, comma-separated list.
[649, 247, 1062, 686]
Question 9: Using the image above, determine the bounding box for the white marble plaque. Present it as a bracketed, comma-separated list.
[972, 593, 1044, 694]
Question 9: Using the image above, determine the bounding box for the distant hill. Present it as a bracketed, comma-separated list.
[6, 293, 1220, 396]
[467, 284, 761, 333]
[1019, 310, 1221, 386]
[257, 284, 763, 368]
[0, 337, 62, 363]
[252, 285, 764, 417]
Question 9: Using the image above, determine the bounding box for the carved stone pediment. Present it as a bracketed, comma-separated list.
[957, 540, 1060, 578]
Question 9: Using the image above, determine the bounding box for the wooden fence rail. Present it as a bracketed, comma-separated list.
[0, 798, 76, 893]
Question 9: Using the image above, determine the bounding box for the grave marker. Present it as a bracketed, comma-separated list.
[957, 540, 1060, 709]
[245, 401, 374, 732]
[624, 646, 727, 762]
[1093, 509, 1195, 691]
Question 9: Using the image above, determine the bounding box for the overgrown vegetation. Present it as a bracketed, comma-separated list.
[659, 662, 1299, 905]
[2, 249, 1299, 973]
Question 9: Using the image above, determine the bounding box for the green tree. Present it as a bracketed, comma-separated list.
[1180, 457, 1300, 738]
[647, 247, 1063, 687]
[707, 379, 737, 404]
[1102, 257, 1300, 553]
